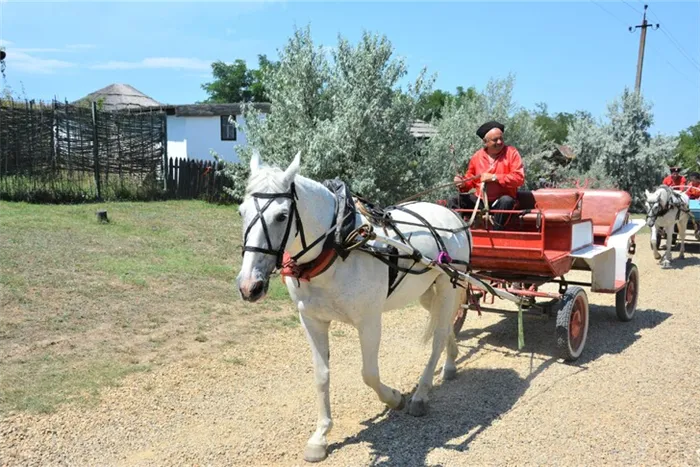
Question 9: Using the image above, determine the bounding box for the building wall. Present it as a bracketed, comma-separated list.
[166, 114, 253, 163]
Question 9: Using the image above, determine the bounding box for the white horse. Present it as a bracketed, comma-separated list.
[236, 150, 472, 462]
[644, 185, 689, 269]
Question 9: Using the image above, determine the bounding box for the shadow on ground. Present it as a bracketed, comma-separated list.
[327, 367, 528, 466]
[456, 306, 672, 366]
[326, 306, 671, 466]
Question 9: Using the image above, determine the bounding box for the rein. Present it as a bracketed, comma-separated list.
[241, 182, 339, 269]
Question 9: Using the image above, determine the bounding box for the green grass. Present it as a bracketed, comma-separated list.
[0, 199, 293, 415]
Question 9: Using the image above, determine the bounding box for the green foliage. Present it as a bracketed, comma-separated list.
[200, 55, 278, 103]
[227, 26, 432, 205]
[532, 103, 589, 144]
[416, 86, 478, 122]
[675, 121, 700, 171]
[563, 87, 678, 210]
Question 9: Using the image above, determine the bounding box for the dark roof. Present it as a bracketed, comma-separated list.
[142, 103, 272, 116]
[74, 83, 162, 111]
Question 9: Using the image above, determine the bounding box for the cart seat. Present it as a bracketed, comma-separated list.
[580, 190, 631, 238]
[520, 189, 582, 224]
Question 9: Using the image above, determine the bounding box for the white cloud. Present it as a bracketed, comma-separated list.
[66, 44, 97, 50]
[0, 39, 12, 47]
[10, 51, 75, 74]
[90, 57, 212, 71]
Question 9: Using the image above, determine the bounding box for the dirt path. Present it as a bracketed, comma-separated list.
[2, 233, 699, 466]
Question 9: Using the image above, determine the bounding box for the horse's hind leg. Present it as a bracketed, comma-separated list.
[357, 313, 405, 411]
[678, 217, 687, 260]
[419, 285, 459, 381]
[409, 274, 458, 417]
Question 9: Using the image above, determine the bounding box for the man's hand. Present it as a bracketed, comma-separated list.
[481, 173, 496, 182]
[453, 175, 463, 185]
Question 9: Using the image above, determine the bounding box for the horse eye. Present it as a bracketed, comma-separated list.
[274, 212, 288, 223]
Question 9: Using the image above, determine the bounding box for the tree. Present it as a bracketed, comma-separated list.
[416, 86, 478, 122]
[200, 54, 278, 103]
[675, 121, 700, 171]
[532, 103, 583, 144]
[563, 87, 678, 209]
[225, 26, 432, 204]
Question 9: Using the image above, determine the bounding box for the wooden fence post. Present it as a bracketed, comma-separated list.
[91, 101, 102, 201]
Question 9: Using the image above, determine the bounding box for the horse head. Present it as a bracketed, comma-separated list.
[237, 150, 301, 302]
[644, 186, 667, 228]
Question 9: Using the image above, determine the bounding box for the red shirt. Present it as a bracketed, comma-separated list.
[662, 175, 686, 188]
[687, 181, 700, 200]
[458, 145, 525, 200]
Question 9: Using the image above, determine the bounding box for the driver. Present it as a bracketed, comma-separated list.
[448, 120, 525, 230]
[662, 166, 686, 188]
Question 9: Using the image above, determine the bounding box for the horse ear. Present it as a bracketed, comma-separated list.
[250, 149, 261, 173]
[283, 151, 301, 183]
[644, 189, 651, 198]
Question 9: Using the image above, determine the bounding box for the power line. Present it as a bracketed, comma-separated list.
[644, 5, 700, 71]
[589, 0, 628, 27]
[658, 26, 700, 71]
[621, 0, 642, 15]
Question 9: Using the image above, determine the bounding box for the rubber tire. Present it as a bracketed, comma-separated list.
[615, 262, 639, 322]
[555, 286, 589, 362]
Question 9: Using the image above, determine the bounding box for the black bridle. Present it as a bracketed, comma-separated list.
[241, 182, 337, 269]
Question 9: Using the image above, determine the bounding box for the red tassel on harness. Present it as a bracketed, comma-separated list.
[280, 249, 339, 282]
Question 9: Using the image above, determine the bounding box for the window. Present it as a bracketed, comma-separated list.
[221, 115, 237, 141]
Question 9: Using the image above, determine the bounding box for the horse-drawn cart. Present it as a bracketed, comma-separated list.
[441, 188, 645, 361]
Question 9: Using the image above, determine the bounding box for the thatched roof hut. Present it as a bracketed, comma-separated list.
[74, 83, 162, 111]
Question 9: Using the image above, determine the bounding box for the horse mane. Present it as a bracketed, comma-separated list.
[244, 166, 289, 197]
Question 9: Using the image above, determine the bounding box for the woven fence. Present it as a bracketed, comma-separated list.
[0, 99, 168, 202]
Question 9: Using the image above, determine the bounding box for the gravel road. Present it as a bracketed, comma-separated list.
[2, 232, 699, 466]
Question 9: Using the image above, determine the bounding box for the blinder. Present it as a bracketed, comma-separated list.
[241, 182, 335, 271]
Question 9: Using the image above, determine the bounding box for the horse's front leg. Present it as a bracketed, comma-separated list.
[357, 314, 406, 411]
[651, 226, 662, 260]
[299, 313, 332, 463]
[662, 227, 673, 269]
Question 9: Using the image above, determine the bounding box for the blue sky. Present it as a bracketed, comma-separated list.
[1, 1, 698, 136]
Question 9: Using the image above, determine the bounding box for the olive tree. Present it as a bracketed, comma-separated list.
[223, 26, 432, 205]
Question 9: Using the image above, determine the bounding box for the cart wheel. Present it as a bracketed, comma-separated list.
[615, 261, 639, 322]
[555, 286, 589, 362]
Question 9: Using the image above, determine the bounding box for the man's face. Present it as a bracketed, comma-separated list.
[671, 170, 681, 179]
[483, 128, 504, 154]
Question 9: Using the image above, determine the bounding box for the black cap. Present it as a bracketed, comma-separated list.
[476, 121, 505, 139]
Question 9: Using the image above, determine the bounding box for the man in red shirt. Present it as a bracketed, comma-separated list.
[662, 167, 686, 188]
[686, 171, 700, 199]
[448, 120, 525, 230]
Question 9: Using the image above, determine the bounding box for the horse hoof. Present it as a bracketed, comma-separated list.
[408, 398, 428, 417]
[679, 253, 685, 260]
[443, 367, 457, 381]
[304, 444, 328, 463]
[662, 261, 672, 269]
[653, 253, 662, 260]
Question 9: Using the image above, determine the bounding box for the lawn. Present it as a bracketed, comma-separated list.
[0, 200, 294, 415]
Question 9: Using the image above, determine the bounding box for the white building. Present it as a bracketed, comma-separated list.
[157, 103, 270, 163]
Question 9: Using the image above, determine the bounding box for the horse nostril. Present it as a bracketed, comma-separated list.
[250, 281, 264, 297]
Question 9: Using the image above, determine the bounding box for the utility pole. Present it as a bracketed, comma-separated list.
[629, 4, 659, 95]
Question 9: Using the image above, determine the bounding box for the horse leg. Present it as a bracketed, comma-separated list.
[678, 217, 687, 260]
[409, 274, 457, 417]
[662, 224, 673, 269]
[357, 314, 405, 411]
[419, 284, 459, 381]
[299, 313, 332, 463]
[651, 226, 662, 260]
